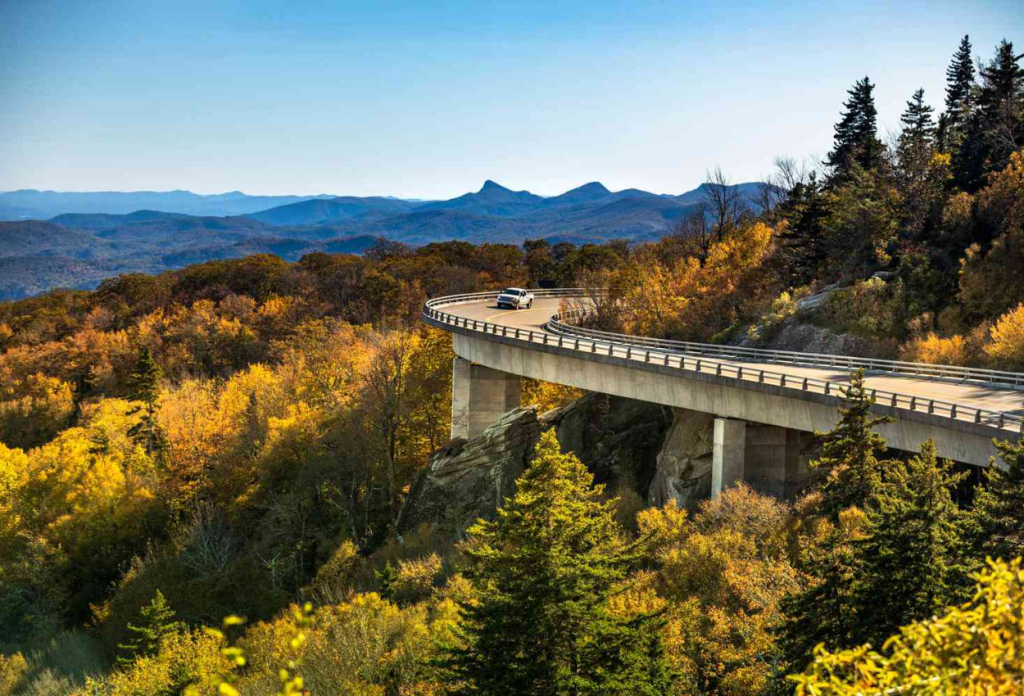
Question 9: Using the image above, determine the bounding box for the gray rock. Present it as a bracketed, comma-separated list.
[544, 392, 672, 495]
[647, 409, 715, 510]
[796, 281, 843, 311]
[396, 407, 542, 539]
[764, 320, 887, 358]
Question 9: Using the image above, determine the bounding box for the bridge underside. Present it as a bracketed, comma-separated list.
[450, 332, 1003, 484]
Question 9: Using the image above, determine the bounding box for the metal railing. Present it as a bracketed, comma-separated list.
[549, 309, 1024, 389]
[423, 290, 1023, 434]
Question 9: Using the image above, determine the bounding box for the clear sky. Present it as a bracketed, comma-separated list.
[1, 0, 1021, 199]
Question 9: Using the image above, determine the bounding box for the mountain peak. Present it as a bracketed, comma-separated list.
[480, 180, 509, 193]
[575, 182, 611, 194]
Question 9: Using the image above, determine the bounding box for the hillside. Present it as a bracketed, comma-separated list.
[247, 196, 418, 225]
[0, 180, 765, 298]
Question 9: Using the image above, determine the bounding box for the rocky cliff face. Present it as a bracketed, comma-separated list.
[396, 407, 542, 539]
[647, 409, 715, 510]
[545, 393, 673, 495]
[398, 394, 724, 541]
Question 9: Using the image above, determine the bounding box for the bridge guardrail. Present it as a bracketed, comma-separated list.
[423, 290, 1023, 435]
[548, 309, 1024, 389]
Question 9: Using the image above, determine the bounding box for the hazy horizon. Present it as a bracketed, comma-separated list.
[3, 0, 1022, 199]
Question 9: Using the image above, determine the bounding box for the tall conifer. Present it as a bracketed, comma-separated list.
[826, 77, 884, 182]
[941, 34, 975, 152]
[438, 430, 672, 695]
[851, 440, 965, 647]
[812, 369, 893, 518]
[964, 438, 1024, 564]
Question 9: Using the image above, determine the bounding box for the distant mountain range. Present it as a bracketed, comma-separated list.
[0, 189, 341, 220]
[0, 180, 766, 300]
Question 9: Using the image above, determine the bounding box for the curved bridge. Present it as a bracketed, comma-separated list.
[423, 289, 1023, 487]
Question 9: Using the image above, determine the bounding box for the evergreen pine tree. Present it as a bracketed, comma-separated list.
[896, 89, 939, 240]
[851, 440, 965, 648]
[956, 39, 1024, 190]
[978, 39, 1024, 120]
[117, 590, 183, 665]
[964, 437, 1024, 564]
[777, 173, 830, 286]
[899, 88, 936, 147]
[825, 77, 885, 183]
[376, 561, 399, 602]
[438, 430, 672, 695]
[812, 369, 894, 518]
[127, 346, 167, 460]
[941, 34, 975, 153]
[776, 509, 863, 678]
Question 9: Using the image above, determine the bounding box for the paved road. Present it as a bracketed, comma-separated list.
[444, 297, 1024, 423]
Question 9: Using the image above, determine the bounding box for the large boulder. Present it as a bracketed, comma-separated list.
[647, 408, 715, 510]
[396, 407, 542, 539]
[544, 393, 673, 496]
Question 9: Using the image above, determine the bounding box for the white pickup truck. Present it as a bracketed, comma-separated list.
[496, 287, 535, 309]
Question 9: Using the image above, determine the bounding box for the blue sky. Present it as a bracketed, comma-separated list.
[1, 0, 1021, 198]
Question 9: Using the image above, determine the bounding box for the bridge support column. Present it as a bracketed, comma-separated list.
[451, 356, 521, 441]
[712, 418, 746, 498]
[745, 425, 806, 501]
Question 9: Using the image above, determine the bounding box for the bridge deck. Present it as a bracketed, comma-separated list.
[443, 297, 1024, 425]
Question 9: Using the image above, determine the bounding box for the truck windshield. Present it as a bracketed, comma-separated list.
[502, 288, 522, 295]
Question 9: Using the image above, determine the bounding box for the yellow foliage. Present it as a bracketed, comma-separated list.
[791, 557, 1024, 695]
[636, 501, 690, 558]
[236, 593, 440, 694]
[73, 629, 230, 696]
[959, 150, 1024, 320]
[0, 651, 27, 696]
[899, 331, 969, 365]
[0, 373, 75, 449]
[521, 378, 584, 414]
[617, 222, 777, 341]
[392, 553, 444, 605]
[985, 303, 1024, 370]
[652, 487, 800, 694]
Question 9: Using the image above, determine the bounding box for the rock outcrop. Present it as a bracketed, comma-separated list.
[396, 407, 542, 539]
[398, 395, 728, 541]
[647, 408, 715, 510]
[544, 393, 673, 496]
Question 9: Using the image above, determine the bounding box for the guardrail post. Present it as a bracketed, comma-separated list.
[758, 370, 764, 383]
[910, 396, 916, 411]
[802, 377, 808, 390]
[738, 367, 743, 379]
[591, 341, 596, 353]
[998, 413, 1005, 428]
[892, 394, 897, 407]
[664, 353, 669, 365]
[780, 374, 785, 387]
[716, 364, 722, 376]
[574, 338, 579, 350]
[950, 404, 957, 418]
[975, 410, 981, 423]
[824, 382, 830, 395]
[626, 347, 631, 359]
[558, 336, 563, 347]
[928, 400, 934, 414]
[696, 359, 701, 372]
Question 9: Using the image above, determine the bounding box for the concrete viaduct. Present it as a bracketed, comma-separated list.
[424, 290, 1024, 499]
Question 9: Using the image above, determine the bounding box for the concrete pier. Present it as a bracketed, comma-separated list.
[712, 418, 747, 498]
[451, 357, 522, 440]
[745, 425, 807, 500]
